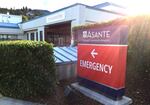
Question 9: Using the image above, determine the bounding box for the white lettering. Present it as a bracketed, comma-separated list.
[80, 60, 113, 74]
[82, 31, 111, 39]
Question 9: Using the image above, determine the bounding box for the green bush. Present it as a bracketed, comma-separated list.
[127, 15, 150, 74]
[124, 15, 150, 104]
[0, 40, 56, 99]
[127, 15, 150, 86]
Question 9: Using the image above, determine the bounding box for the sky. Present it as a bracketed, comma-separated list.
[0, 0, 150, 15]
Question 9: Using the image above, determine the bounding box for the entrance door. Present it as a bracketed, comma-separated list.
[45, 21, 71, 46]
[58, 37, 64, 46]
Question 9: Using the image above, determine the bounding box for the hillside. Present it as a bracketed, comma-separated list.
[0, 7, 50, 22]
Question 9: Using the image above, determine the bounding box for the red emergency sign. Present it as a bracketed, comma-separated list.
[78, 44, 128, 89]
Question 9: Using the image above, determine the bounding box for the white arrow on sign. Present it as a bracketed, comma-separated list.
[91, 49, 98, 58]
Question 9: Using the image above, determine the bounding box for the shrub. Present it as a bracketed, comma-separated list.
[0, 40, 56, 99]
[127, 15, 150, 74]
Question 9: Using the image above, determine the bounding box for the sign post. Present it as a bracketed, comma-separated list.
[76, 25, 128, 100]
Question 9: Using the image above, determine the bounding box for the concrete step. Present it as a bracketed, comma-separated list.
[71, 82, 132, 105]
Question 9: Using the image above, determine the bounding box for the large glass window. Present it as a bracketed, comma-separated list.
[40, 31, 43, 41]
[45, 22, 71, 46]
[30, 33, 34, 40]
[36, 32, 38, 41]
[0, 34, 17, 40]
[27, 33, 29, 40]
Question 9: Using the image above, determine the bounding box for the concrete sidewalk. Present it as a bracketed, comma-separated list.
[0, 97, 44, 105]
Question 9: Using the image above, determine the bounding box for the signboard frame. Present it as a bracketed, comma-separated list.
[76, 25, 128, 100]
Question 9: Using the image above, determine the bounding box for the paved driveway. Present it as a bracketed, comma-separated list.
[0, 97, 44, 105]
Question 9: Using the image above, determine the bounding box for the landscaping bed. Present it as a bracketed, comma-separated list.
[24, 78, 101, 105]
[24, 76, 150, 105]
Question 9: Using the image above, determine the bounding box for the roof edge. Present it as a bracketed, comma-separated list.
[86, 6, 126, 16]
[22, 3, 85, 24]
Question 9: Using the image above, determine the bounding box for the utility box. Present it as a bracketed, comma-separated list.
[54, 47, 77, 80]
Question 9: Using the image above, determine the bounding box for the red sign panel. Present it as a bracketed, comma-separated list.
[78, 44, 128, 89]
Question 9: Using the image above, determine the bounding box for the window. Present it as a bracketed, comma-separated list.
[36, 32, 38, 41]
[27, 33, 29, 40]
[40, 31, 43, 41]
[58, 37, 64, 46]
[0, 34, 17, 40]
[30, 33, 34, 40]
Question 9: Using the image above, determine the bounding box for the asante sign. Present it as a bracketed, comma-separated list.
[77, 25, 128, 100]
[75, 25, 127, 44]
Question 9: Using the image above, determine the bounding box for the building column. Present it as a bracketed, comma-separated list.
[37, 27, 45, 41]
[28, 32, 31, 40]
[70, 21, 79, 46]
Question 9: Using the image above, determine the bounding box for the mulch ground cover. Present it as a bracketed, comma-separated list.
[25, 72, 150, 105]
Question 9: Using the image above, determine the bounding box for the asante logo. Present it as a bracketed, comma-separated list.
[82, 30, 111, 39]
